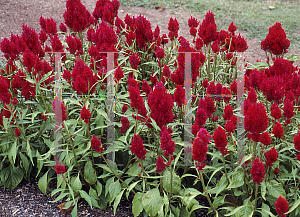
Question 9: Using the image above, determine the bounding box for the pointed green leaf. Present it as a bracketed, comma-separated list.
[163, 170, 181, 194]
[113, 189, 125, 215]
[38, 170, 49, 195]
[84, 161, 97, 185]
[142, 188, 164, 217]
[132, 192, 144, 217]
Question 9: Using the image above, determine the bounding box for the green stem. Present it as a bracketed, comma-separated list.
[62, 122, 83, 179]
[169, 155, 173, 203]
[288, 179, 300, 204]
[254, 183, 259, 211]
[199, 170, 217, 215]
[101, 154, 136, 195]
[222, 155, 228, 180]
[141, 159, 149, 192]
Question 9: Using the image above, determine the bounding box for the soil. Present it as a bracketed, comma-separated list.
[0, 0, 299, 216]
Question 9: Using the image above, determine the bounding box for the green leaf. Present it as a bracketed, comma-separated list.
[126, 181, 141, 200]
[19, 152, 30, 177]
[163, 170, 181, 194]
[71, 202, 78, 217]
[142, 188, 164, 217]
[286, 197, 300, 214]
[109, 180, 121, 203]
[261, 180, 267, 201]
[96, 181, 103, 196]
[227, 169, 244, 189]
[113, 189, 125, 216]
[126, 162, 141, 177]
[71, 174, 82, 192]
[213, 195, 226, 210]
[89, 187, 100, 208]
[84, 161, 97, 185]
[79, 190, 93, 208]
[38, 170, 49, 195]
[0, 165, 24, 190]
[259, 203, 276, 217]
[132, 192, 144, 217]
[26, 140, 34, 166]
[266, 180, 286, 198]
[9, 139, 17, 165]
[225, 197, 254, 216]
[208, 174, 228, 196]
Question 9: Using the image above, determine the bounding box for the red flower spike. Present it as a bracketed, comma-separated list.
[120, 117, 129, 134]
[228, 22, 237, 33]
[265, 147, 279, 167]
[273, 167, 280, 175]
[174, 85, 185, 107]
[160, 128, 175, 158]
[294, 131, 300, 151]
[244, 102, 269, 136]
[91, 135, 104, 153]
[223, 104, 233, 121]
[271, 102, 282, 120]
[274, 196, 289, 217]
[131, 134, 147, 160]
[55, 160, 66, 175]
[272, 122, 284, 139]
[250, 158, 265, 184]
[213, 126, 228, 156]
[192, 128, 211, 171]
[15, 128, 21, 137]
[156, 155, 166, 173]
[260, 131, 271, 146]
[261, 22, 290, 55]
[80, 106, 92, 124]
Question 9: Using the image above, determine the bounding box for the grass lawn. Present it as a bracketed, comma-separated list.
[119, 0, 300, 50]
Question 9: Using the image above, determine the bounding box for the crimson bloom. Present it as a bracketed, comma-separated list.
[80, 106, 92, 124]
[174, 85, 185, 107]
[261, 22, 290, 55]
[198, 10, 218, 45]
[91, 135, 104, 153]
[272, 122, 284, 139]
[192, 128, 211, 171]
[250, 158, 265, 184]
[156, 155, 166, 173]
[260, 131, 271, 146]
[148, 82, 173, 128]
[63, 0, 93, 32]
[15, 128, 21, 137]
[131, 134, 147, 160]
[213, 126, 228, 155]
[55, 160, 66, 175]
[244, 102, 269, 142]
[265, 147, 278, 167]
[160, 128, 175, 158]
[293, 131, 300, 151]
[274, 196, 289, 217]
[271, 102, 282, 120]
[120, 117, 129, 134]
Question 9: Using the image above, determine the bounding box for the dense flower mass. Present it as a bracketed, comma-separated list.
[80, 106, 92, 124]
[198, 10, 218, 45]
[272, 122, 284, 139]
[250, 158, 265, 183]
[128, 78, 147, 117]
[274, 196, 289, 217]
[55, 160, 66, 175]
[156, 155, 166, 173]
[160, 128, 175, 158]
[192, 128, 211, 171]
[63, 0, 93, 32]
[91, 135, 105, 153]
[120, 117, 129, 134]
[131, 134, 147, 160]
[294, 131, 300, 151]
[148, 82, 173, 128]
[244, 102, 269, 141]
[213, 126, 228, 155]
[261, 22, 290, 55]
[265, 147, 279, 166]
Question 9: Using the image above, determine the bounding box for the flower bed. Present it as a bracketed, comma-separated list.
[0, 0, 300, 216]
